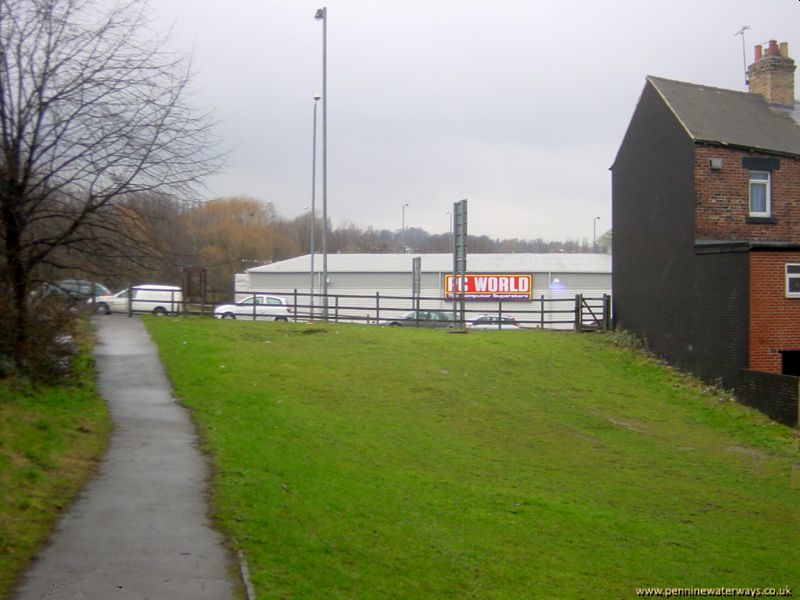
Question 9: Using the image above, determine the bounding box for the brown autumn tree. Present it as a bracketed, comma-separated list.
[181, 197, 300, 296]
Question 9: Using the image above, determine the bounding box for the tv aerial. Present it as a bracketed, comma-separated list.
[734, 25, 750, 86]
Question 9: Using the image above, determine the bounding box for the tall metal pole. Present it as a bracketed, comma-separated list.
[401, 203, 409, 253]
[452, 199, 467, 328]
[315, 7, 329, 319]
[593, 216, 600, 251]
[735, 25, 750, 86]
[310, 95, 320, 318]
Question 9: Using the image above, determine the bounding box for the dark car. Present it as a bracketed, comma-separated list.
[469, 314, 521, 330]
[381, 310, 453, 328]
[37, 279, 111, 305]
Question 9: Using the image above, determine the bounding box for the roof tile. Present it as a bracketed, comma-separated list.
[647, 76, 800, 156]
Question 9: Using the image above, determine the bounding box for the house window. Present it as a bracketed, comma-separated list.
[786, 264, 800, 297]
[749, 171, 770, 216]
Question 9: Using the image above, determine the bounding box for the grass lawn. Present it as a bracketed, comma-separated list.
[0, 349, 110, 598]
[146, 318, 800, 599]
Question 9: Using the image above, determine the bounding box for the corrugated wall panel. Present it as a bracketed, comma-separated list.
[243, 271, 610, 295]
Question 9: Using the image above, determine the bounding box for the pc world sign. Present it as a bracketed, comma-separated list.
[444, 274, 532, 301]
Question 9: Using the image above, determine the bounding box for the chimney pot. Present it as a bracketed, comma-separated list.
[754, 44, 762, 62]
[780, 42, 789, 59]
[767, 39, 780, 56]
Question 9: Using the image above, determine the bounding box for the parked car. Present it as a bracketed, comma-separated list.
[91, 284, 182, 315]
[214, 294, 292, 321]
[468, 314, 521, 330]
[37, 279, 111, 305]
[380, 310, 453, 328]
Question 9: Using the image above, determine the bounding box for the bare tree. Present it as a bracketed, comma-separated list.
[0, 0, 220, 366]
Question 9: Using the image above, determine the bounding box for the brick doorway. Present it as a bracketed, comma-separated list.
[780, 350, 800, 376]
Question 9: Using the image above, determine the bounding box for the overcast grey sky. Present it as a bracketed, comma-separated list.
[156, 0, 798, 243]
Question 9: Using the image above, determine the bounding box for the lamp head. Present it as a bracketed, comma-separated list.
[314, 94, 321, 101]
[315, 8, 325, 20]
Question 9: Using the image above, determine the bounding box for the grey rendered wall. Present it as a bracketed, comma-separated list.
[691, 248, 750, 388]
[612, 81, 697, 369]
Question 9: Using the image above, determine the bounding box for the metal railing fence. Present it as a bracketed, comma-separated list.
[186, 289, 611, 332]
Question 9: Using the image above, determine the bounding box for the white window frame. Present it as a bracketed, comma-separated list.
[786, 264, 800, 298]
[749, 170, 771, 217]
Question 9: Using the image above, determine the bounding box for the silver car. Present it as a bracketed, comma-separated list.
[214, 294, 292, 321]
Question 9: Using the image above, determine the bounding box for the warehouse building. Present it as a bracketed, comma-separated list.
[235, 253, 611, 329]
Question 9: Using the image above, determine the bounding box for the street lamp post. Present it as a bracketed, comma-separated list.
[309, 94, 320, 318]
[401, 203, 409, 253]
[265, 200, 274, 263]
[315, 7, 328, 319]
[593, 216, 601, 251]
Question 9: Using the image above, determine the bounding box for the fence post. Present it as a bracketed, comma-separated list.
[498, 299, 503, 330]
[603, 294, 611, 331]
[376, 292, 380, 324]
[334, 295, 339, 323]
[89, 283, 97, 313]
[574, 294, 583, 332]
[540, 294, 545, 329]
[293, 289, 298, 322]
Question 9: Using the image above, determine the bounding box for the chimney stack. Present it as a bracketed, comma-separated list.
[747, 40, 796, 106]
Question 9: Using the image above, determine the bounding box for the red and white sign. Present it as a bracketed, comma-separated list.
[444, 274, 532, 301]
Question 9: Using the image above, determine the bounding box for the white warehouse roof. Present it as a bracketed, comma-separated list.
[247, 253, 611, 274]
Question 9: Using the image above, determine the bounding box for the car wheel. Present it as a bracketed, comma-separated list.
[275, 316, 288, 322]
[223, 312, 236, 320]
[95, 302, 110, 315]
[152, 306, 167, 316]
[389, 322, 401, 326]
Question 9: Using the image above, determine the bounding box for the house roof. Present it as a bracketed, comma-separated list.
[247, 253, 611, 274]
[647, 76, 800, 157]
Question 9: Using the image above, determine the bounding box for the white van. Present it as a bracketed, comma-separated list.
[92, 284, 183, 315]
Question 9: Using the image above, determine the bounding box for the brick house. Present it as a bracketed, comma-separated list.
[612, 40, 800, 426]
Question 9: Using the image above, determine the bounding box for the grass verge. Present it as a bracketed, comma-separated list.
[0, 339, 110, 598]
[146, 318, 800, 598]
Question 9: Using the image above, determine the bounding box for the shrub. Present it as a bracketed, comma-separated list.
[0, 289, 82, 383]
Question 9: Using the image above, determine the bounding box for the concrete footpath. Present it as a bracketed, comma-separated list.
[14, 316, 237, 600]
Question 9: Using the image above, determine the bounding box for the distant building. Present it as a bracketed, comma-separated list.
[236, 253, 611, 328]
[612, 40, 800, 425]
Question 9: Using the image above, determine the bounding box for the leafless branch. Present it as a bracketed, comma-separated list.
[0, 0, 222, 366]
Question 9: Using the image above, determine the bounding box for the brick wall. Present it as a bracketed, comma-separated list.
[749, 250, 800, 372]
[694, 146, 800, 242]
[747, 44, 796, 107]
[735, 369, 799, 426]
